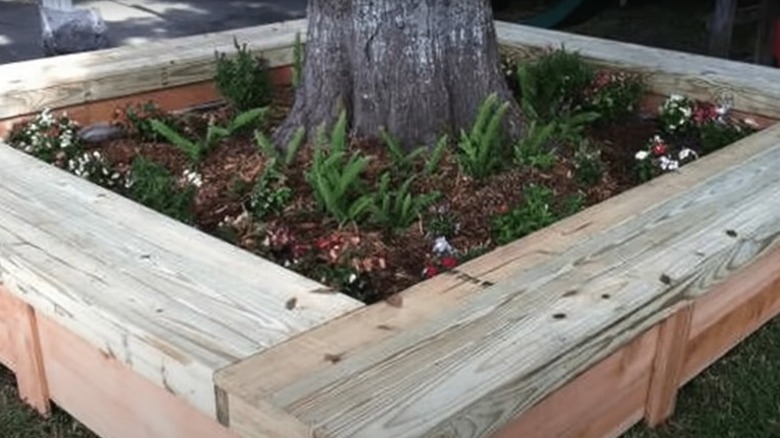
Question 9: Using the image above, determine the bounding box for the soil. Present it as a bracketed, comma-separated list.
[80, 86, 662, 304]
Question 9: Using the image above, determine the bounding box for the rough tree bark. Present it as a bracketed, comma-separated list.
[274, 0, 522, 149]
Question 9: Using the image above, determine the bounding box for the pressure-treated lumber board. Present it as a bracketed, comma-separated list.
[644, 305, 693, 426]
[0, 285, 18, 371]
[496, 22, 780, 118]
[34, 306, 239, 438]
[1, 287, 51, 416]
[683, 244, 780, 383]
[217, 121, 780, 436]
[0, 143, 362, 418]
[492, 325, 658, 438]
[0, 19, 307, 120]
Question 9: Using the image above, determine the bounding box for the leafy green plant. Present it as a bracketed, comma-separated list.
[248, 165, 293, 220]
[426, 204, 460, 238]
[306, 111, 374, 224]
[424, 134, 449, 175]
[491, 184, 558, 245]
[516, 48, 595, 122]
[555, 111, 601, 144]
[254, 126, 305, 169]
[699, 122, 752, 154]
[215, 38, 273, 111]
[371, 172, 439, 231]
[150, 108, 266, 163]
[573, 140, 605, 186]
[292, 32, 304, 88]
[457, 93, 510, 179]
[583, 70, 645, 123]
[514, 119, 558, 170]
[122, 101, 176, 142]
[125, 157, 195, 223]
[379, 129, 427, 175]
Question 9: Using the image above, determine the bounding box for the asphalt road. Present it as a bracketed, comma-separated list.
[0, 0, 308, 64]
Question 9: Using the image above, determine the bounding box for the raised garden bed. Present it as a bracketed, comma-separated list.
[2, 18, 780, 438]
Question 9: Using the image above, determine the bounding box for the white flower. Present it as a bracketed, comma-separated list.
[743, 118, 759, 129]
[659, 156, 679, 171]
[181, 169, 203, 188]
[678, 148, 698, 161]
[635, 150, 649, 160]
[432, 236, 455, 256]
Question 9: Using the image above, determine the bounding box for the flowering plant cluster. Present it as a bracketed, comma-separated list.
[422, 236, 459, 279]
[583, 70, 644, 122]
[635, 93, 756, 181]
[7, 109, 123, 189]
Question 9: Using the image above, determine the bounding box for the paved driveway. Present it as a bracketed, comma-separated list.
[0, 0, 307, 64]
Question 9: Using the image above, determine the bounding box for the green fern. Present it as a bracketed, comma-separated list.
[424, 134, 449, 175]
[457, 93, 510, 179]
[306, 111, 373, 224]
[380, 129, 426, 175]
[371, 172, 439, 231]
[254, 126, 305, 168]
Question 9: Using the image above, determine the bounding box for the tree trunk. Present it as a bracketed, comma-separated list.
[274, 0, 522, 149]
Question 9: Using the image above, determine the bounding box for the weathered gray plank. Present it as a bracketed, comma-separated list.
[264, 125, 780, 437]
[0, 143, 362, 417]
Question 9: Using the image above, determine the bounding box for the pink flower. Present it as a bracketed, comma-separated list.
[651, 142, 667, 157]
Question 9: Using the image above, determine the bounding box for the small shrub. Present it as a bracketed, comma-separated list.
[457, 93, 510, 179]
[248, 165, 292, 220]
[516, 48, 595, 122]
[125, 157, 195, 223]
[583, 70, 645, 123]
[426, 204, 460, 239]
[514, 119, 557, 170]
[491, 184, 558, 245]
[215, 38, 273, 111]
[572, 141, 605, 186]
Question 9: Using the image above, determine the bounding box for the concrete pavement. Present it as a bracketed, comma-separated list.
[0, 0, 307, 64]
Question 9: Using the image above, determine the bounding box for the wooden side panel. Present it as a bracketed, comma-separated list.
[0, 286, 50, 415]
[491, 326, 657, 438]
[644, 305, 693, 426]
[36, 312, 239, 438]
[0, 286, 17, 370]
[683, 246, 780, 383]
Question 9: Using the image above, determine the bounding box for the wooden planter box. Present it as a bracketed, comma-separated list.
[2, 19, 780, 438]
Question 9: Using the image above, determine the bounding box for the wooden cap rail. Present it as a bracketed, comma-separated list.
[0, 143, 362, 418]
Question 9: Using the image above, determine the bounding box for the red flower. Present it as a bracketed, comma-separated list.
[651, 141, 668, 157]
[422, 265, 439, 279]
[440, 256, 458, 270]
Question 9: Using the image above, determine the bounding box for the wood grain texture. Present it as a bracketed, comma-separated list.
[228, 125, 780, 437]
[0, 143, 362, 417]
[0, 19, 307, 120]
[644, 305, 693, 426]
[683, 245, 780, 383]
[36, 311, 240, 438]
[2, 288, 51, 416]
[496, 21, 780, 118]
[0, 285, 18, 370]
[492, 326, 657, 438]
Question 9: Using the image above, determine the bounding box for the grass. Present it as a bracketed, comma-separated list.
[0, 366, 96, 438]
[623, 316, 780, 438]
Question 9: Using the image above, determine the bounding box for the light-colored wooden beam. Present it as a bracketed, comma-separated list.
[0, 286, 51, 415]
[644, 304, 693, 426]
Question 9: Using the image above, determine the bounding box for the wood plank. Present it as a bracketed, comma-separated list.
[2, 287, 51, 416]
[491, 326, 657, 438]
[36, 311, 239, 438]
[644, 304, 693, 426]
[0, 286, 19, 370]
[0, 143, 362, 418]
[217, 124, 780, 437]
[496, 21, 780, 118]
[683, 245, 780, 383]
[0, 19, 307, 119]
[267, 136, 780, 438]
